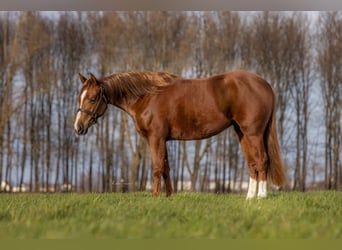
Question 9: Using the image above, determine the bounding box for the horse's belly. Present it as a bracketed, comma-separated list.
[169, 116, 231, 140]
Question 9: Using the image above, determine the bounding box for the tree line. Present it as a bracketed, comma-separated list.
[0, 11, 341, 192]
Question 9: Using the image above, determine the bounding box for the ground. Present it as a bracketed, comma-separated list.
[0, 191, 341, 239]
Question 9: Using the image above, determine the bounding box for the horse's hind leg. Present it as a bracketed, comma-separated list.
[236, 128, 268, 199]
[251, 135, 268, 198]
[239, 136, 258, 199]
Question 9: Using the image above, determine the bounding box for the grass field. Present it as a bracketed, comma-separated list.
[0, 191, 341, 239]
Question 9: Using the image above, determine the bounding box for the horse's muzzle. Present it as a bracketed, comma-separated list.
[74, 124, 88, 136]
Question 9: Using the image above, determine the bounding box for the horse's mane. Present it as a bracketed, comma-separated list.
[101, 72, 180, 100]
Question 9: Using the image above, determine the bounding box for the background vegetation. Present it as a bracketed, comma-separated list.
[0, 11, 341, 193]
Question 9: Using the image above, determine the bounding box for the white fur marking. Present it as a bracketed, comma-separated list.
[74, 89, 87, 131]
[80, 89, 87, 107]
[246, 177, 257, 199]
[257, 181, 267, 198]
[74, 112, 81, 131]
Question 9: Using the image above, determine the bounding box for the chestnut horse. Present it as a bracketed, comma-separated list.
[74, 70, 286, 199]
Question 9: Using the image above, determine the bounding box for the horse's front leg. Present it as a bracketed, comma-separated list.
[163, 149, 173, 197]
[148, 136, 167, 197]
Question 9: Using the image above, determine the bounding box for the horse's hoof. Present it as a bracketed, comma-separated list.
[166, 192, 174, 197]
[152, 192, 160, 197]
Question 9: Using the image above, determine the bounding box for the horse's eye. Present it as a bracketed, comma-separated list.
[90, 98, 96, 103]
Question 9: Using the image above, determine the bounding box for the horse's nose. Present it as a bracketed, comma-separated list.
[75, 125, 84, 135]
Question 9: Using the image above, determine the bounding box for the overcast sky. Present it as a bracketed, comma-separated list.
[2, 0, 342, 11]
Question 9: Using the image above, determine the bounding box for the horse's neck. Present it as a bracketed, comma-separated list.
[102, 71, 177, 114]
[103, 80, 140, 115]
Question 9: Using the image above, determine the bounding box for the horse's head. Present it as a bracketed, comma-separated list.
[74, 73, 108, 136]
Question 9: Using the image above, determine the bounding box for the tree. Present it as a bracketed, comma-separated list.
[0, 11, 339, 193]
[286, 13, 313, 191]
[317, 12, 342, 190]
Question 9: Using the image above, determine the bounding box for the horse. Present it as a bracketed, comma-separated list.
[74, 70, 286, 199]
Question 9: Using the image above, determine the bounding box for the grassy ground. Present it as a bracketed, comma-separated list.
[0, 191, 341, 239]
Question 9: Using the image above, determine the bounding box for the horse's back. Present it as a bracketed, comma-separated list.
[133, 70, 274, 140]
[189, 70, 274, 115]
[177, 70, 275, 136]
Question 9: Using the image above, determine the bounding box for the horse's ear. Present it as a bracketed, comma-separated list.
[89, 73, 99, 85]
[79, 73, 87, 84]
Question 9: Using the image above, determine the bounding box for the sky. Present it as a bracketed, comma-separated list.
[2, 0, 342, 11]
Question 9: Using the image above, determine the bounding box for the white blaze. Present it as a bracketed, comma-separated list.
[80, 89, 87, 107]
[74, 89, 87, 131]
[74, 112, 82, 131]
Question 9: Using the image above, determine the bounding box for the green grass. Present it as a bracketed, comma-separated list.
[0, 191, 341, 239]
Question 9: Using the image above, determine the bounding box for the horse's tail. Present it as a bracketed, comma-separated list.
[264, 89, 286, 187]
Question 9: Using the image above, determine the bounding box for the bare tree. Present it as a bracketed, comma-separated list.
[317, 12, 342, 190]
[286, 13, 313, 191]
[0, 11, 339, 193]
[249, 12, 293, 149]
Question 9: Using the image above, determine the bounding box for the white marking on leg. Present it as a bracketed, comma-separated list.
[246, 177, 257, 200]
[257, 180, 267, 198]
